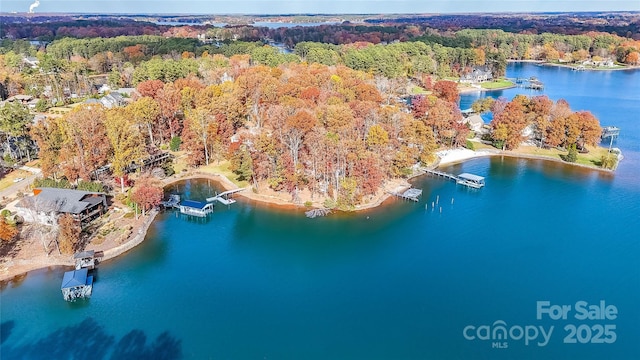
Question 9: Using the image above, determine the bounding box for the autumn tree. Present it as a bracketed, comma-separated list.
[128, 96, 161, 146]
[529, 95, 553, 148]
[183, 107, 214, 165]
[30, 118, 63, 178]
[280, 109, 316, 170]
[0, 216, 18, 242]
[57, 214, 81, 255]
[156, 83, 182, 139]
[106, 108, 147, 192]
[58, 104, 111, 182]
[432, 80, 460, 103]
[490, 95, 529, 150]
[130, 175, 163, 217]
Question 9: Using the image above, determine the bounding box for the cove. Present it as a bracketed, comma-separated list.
[1, 63, 639, 360]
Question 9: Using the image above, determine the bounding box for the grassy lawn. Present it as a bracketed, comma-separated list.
[170, 151, 189, 173]
[199, 160, 249, 188]
[480, 79, 515, 89]
[410, 86, 429, 95]
[511, 145, 609, 168]
[0, 169, 32, 191]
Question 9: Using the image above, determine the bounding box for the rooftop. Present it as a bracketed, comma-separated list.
[180, 200, 210, 210]
[458, 173, 485, 182]
[61, 268, 89, 289]
[17, 188, 106, 214]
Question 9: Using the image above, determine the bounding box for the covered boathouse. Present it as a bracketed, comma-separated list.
[457, 173, 485, 188]
[61, 268, 93, 301]
[178, 200, 214, 217]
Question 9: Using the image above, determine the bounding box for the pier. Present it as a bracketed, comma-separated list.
[206, 188, 245, 205]
[74, 250, 103, 270]
[389, 188, 423, 202]
[162, 189, 244, 218]
[422, 169, 485, 189]
[161, 194, 181, 208]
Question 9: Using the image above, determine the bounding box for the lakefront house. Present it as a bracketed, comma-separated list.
[15, 188, 107, 228]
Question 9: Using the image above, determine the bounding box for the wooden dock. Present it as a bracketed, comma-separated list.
[422, 169, 485, 189]
[423, 169, 458, 182]
[389, 188, 423, 202]
[206, 188, 245, 205]
[161, 194, 181, 208]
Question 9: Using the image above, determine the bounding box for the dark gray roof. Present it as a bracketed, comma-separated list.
[61, 268, 89, 289]
[17, 188, 105, 214]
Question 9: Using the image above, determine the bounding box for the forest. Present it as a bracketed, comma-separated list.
[0, 16, 621, 209]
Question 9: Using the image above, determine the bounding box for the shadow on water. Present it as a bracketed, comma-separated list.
[1, 321, 15, 344]
[1, 318, 182, 360]
[110, 330, 182, 360]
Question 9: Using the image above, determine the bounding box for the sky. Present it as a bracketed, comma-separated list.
[2, 0, 640, 15]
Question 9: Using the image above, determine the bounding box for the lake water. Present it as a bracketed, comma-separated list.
[252, 21, 339, 29]
[1, 64, 639, 359]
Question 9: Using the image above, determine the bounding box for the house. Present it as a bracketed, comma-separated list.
[97, 84, 111, 94]
[99, 92, 125, 108]
[114, 88, 138, 98]
[460, 66, 493, 84]
[462, 114, 485, 133]
[15, 188, 107, 227]
[22, 56, 39, 69]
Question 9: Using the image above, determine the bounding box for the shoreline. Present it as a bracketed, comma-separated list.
[509, 59, 640, 72]
[0, 148, 613, 284]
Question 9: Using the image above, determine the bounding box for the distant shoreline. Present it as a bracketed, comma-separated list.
[508, 59, 640, 72]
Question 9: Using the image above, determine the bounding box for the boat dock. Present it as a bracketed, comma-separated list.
[305, 208, 331, 218]
[178, 200, 214, 217]
[73, 250, 103, 270]
[61, 268, 93, 301]
[389, 188, 423, 202]
[206, 188, 245, 205]
[161, 194, 180, 208]
[423, 169, 485, 189]
[162, 189, 245, 218]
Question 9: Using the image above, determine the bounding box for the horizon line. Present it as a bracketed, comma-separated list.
[2, 10, 640, 16]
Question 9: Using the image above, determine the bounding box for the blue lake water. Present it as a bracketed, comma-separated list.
[1, 64, 639, 359]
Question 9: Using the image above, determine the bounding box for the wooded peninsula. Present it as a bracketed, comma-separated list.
[0, 13, 634, 273]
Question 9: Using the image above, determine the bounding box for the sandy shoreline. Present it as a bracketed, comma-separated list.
[1, 148, 613, 283]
